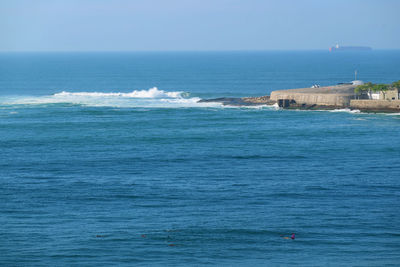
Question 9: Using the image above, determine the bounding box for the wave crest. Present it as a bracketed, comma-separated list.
[54, 87, 182, 99]
[329, 108, 361, 113]
[0, 87, 222, 108]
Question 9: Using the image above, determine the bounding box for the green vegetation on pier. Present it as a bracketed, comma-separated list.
[355, 80, 400, 94]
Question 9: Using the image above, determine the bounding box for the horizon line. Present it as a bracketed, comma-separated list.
[1, 48, 400, 53]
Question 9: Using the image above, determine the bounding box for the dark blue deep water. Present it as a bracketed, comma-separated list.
[1, 51, 400, 266]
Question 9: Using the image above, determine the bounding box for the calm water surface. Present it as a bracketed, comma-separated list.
[1, 51, 400, 266]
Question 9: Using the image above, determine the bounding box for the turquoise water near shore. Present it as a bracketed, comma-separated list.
[1, 51, 400, 266]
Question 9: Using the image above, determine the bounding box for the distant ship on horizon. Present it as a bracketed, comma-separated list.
[329, 43, 372, 52]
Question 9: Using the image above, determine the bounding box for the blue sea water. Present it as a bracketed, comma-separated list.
[0, 51, 400, 266]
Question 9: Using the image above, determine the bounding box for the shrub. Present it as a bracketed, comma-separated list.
[355, 82, 390, 94]
[392, 80, 400, 89]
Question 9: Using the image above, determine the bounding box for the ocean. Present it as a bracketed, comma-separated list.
[1, 51, 400, 266]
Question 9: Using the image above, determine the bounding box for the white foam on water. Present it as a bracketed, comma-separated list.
[329, 108, 361, 114]
[223, 104, 279, 110]
[0, 88, 282, 110]
[0, 87, 223, 108]
[53, 87, 182, 98]
[272, 103, 280, 108]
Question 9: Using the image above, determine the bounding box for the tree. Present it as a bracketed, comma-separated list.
[371, 84, 389, 92]
[354, 82, 373, 94]
[355, 82, 389, 94]
[392, 80, 400, 89]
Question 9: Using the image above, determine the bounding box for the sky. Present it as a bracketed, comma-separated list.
[1, 0, 399, 51]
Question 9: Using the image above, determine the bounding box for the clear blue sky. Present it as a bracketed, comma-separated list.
[1, 0, 399, 51]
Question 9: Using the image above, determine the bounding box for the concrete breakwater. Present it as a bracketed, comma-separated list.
[350, 100, 400, 112]
[271, 84, 400, 112]
[198, 84, 400, 112]
[270, 84, 357, 108]
[199, 84, 357, 108]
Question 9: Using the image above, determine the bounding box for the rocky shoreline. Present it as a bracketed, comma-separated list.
[198, 96, 274, 106]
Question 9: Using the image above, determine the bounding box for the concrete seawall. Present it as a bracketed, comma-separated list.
[270, 85, 356, 107]
[350, 100, 400, 112]
[198, 83, 400, 112]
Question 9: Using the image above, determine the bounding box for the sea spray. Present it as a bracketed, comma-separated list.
[0, 87, 221, 108]
[54, 87, 183, 98]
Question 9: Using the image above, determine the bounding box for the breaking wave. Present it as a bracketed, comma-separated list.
[0, 87, 221, 108]
[329, 108, 361, 114]
[54, 87, 183, 98]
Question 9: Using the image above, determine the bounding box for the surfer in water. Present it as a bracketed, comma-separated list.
[281, 233, 295, 240]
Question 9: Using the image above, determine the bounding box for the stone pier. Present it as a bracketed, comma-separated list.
[270, 84, 357, 108]
[350, 100, 400, 112]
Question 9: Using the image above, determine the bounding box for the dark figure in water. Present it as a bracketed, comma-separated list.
[281, 233, 295, 240]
